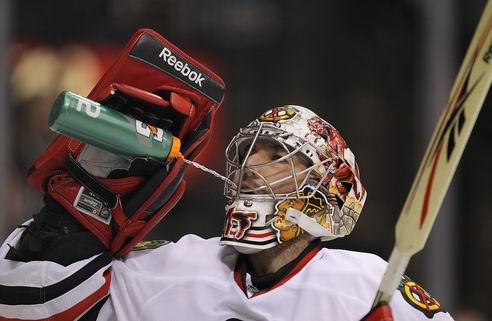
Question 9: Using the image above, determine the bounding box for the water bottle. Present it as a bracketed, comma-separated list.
[48, 91, 182, 160]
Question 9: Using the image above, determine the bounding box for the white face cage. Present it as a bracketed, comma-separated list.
[224, 122, 336, 203]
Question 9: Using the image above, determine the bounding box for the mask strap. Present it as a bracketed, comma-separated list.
[285, 207, 333, 238]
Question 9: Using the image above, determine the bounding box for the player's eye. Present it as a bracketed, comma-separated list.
[271, 153, 284, 161]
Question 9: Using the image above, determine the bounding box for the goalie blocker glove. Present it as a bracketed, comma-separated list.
[12, 29, 225, 260]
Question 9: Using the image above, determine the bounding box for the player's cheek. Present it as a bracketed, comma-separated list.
[271, 178, 297, 193]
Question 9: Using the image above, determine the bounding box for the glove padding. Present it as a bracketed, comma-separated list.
[47, 154, 185, 256]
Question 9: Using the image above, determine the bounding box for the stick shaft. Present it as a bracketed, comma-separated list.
[373, 0, 492, 306]
[372, 248, 410, 308]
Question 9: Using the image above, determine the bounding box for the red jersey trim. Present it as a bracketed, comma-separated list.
[0, 270, 111, 321]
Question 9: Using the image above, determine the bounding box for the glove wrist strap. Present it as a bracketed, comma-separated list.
[65, 154, 117, 208]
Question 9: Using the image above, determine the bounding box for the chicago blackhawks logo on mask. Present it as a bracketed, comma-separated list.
[258, 106, 298, 123]
[272, 186, 333, 242]
[223, 206, 258, 240]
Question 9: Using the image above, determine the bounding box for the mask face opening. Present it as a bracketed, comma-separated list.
[225, 138, 314, 201]
[224, 123, 336, 203]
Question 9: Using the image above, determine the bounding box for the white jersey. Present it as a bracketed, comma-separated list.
[0, 224, 453, 321]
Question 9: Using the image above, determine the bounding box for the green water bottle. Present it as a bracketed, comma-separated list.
[48, 91, 182, 160]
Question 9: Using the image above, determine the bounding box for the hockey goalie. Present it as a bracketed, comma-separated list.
[0, 30, 454, 321]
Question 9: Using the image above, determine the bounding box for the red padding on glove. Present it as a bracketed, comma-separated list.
[111, 83, 170, 108]
[111, 157, 186, 256]
[115, 180, 186, 256]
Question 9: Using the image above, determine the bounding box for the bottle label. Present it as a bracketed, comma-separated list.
[75, 97, 102, 118]
[135, 120, 165, 143]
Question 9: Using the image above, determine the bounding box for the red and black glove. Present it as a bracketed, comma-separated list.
[12, 29, 225, 261]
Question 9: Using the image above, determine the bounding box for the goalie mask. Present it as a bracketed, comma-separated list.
[220, 106, 367, 254]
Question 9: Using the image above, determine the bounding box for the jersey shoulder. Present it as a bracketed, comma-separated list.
[313, 248, 388, 281]
[312, 248, 453, 320]
[108, 235, 238, 321]
[116, 234, 237, 275]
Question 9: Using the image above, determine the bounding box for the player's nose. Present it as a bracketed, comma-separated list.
[240, 170, 263, 190]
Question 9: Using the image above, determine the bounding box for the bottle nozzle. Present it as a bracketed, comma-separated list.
[167, 136, 183, 159]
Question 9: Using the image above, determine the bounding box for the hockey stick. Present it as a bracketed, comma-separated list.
[372, 0, 492, 307]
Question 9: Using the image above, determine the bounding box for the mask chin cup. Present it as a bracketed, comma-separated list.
[285, 207, 330, 238]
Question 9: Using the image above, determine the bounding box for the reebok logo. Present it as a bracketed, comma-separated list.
[129, 33, 225, 103]
[159, 47, 205, 87]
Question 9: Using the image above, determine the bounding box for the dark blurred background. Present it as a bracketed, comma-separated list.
[0, 0, 490, 320]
